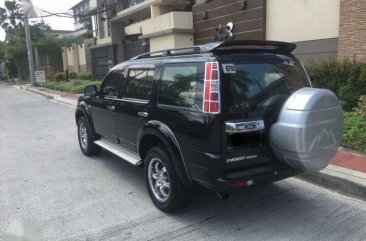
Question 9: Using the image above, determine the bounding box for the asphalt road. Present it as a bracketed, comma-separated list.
[1, 84, 366, 241]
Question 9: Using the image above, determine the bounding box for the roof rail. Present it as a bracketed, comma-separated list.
[130, 46, 208, 60]
[130, 40, 296, 60]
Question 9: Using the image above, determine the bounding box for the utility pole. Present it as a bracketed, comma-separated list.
[34, 46, 40, 70]
[24, 17, 36, 85]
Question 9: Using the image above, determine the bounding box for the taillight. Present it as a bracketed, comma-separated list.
[203, 62, 220, 113]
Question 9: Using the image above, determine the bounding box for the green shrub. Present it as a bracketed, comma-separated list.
[305, 60, 366, 110]
[54, 72, 65, 82]
[78, 72, 92, 80]
[343, 112, 366, 152]
[354, 95, 366, 118]
[69, 72, 78, 79]
[306, 59, 353, 97]
[339, 64, 366, 110]
[42, 79, 101, 94]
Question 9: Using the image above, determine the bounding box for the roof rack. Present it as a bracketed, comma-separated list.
[130, 46, 207, 60]
[130, 40, 296, 60]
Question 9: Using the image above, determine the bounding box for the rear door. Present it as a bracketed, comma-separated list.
[90, 70, 125, 142]
[218, 53, 311, 168]
[153, 62, 209, 152]
[115, 65, 155, 151]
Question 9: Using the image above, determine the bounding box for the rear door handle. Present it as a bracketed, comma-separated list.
[138, 112, 148, 118]
[107, 105, 115, 111]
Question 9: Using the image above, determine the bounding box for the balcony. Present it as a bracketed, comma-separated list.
[111, 0, 190, 24]
[124, 11, 194, 38]
[89, 0, 97, 11]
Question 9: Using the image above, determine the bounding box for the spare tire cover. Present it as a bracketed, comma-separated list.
[270, 87, 343, 171]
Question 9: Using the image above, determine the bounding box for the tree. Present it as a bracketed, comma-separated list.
[0, 1, 28, 79]
[0, 1, 55, 80]
[0, 1, 85, 80]
[0, 1, 22, 33]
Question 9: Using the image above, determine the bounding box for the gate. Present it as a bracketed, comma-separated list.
[90, 44, 117, 80]
[124, 36, 149, 60]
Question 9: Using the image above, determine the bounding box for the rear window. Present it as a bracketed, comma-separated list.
[221, 59, 309, 109]
[158, 63, 205, 112]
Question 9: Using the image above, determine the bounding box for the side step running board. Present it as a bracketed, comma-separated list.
[94, 139, 142, 166]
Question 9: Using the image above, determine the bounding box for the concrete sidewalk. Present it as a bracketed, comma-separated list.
[19, 84, 80, 107]
[16, 84, 366, 201]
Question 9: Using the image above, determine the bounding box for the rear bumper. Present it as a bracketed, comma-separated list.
[191, 164, 302, 192]
[183, 147, 302, 192]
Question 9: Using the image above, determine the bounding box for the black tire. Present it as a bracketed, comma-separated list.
[144, 145, 190, 212]
[77, 117, 101, 156]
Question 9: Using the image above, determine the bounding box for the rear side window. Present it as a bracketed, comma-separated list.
[158, 63, 204, 112]
[125, 68, 154, 100]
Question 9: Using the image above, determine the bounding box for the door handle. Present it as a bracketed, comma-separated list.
[107, 105, 115, 111]
[138, 112, 148, 118]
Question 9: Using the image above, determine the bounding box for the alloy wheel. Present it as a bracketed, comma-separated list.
[148, 158, 170, 202]
[79, 122, 88, 150]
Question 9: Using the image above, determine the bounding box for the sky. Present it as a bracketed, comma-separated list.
[0, 0, 77, 41]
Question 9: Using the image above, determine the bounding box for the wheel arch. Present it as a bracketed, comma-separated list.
[138, 121, 192, 185]
[75, 102, 98, 140]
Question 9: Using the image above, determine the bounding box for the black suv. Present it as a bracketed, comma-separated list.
[76, 40, 343, 212]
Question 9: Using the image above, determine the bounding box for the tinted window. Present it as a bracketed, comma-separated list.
[158, 63, 204, 112]
[125, 68, 154, 100]
[222, 59, 309, 110]
[101, 70, 124, 97]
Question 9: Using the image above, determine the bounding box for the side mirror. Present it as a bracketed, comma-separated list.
[84, 85, 97, 97]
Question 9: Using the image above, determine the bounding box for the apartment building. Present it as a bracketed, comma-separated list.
[61, 39, 95, 73]
[338, 0, 366, 62]
[62, 0, 98, 73]
[192, 0, 366, 63]
[89, 0, 195, 79]
[70, 0, 96, 37]
[63, 0, 366, 79]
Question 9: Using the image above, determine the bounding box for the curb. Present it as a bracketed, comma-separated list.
[23, 87, 77, 107]
[52, 97, 77, 108]
[296, 166, 366, 201]
[24, 87, 54, 100]
[339, 147, 366, 158]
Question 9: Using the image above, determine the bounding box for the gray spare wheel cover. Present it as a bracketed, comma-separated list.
[270, 87, 343, 171]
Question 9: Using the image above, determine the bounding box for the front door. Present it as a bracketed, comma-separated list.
[115, 66, 155, 151]
[91, 70, 125, 143]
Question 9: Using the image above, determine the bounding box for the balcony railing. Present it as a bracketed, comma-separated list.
[115, 0, 145, 12]
[124, 11, 193, 37]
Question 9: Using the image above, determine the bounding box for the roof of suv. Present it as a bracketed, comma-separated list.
[111, 40, 297, 71]
[131, 40, 296, 60]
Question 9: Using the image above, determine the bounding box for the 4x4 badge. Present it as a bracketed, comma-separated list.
[222, 64, 236, 74]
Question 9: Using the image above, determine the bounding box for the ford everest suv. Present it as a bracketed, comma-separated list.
[75, 40, 343, 212]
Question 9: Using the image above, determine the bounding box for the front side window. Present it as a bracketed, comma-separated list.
[125, 68, 155, 100]
[101, 70, 124, 97]
[158, 63, 204, 112]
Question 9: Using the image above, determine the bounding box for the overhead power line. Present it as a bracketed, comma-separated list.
[39, 7, 109, 19]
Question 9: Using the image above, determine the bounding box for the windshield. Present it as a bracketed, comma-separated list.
[221, 59, 309, 111]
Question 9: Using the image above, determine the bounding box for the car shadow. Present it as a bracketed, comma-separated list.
[84, 150, 365, 240]
[91, 149, 318, 211]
